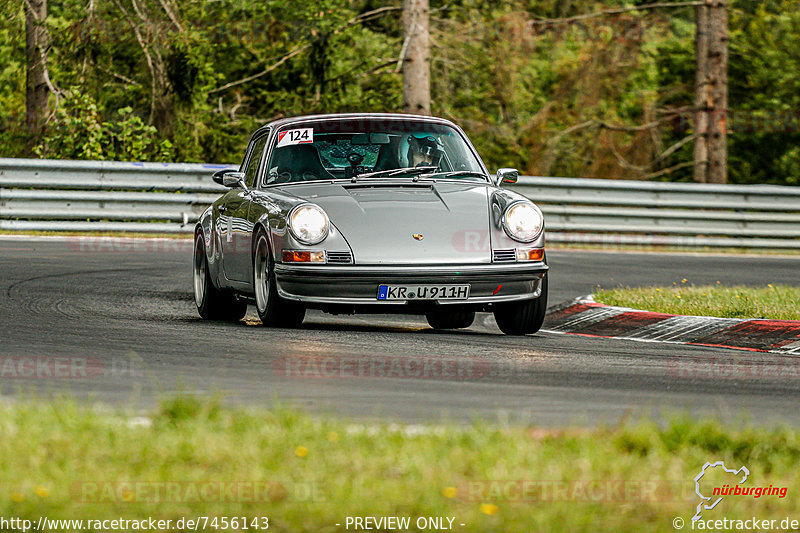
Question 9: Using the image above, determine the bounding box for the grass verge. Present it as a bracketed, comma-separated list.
[2, 397, 799, 531]
[595, 284, 800, 320]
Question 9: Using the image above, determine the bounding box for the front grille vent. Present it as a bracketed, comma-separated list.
[326, 251, 354, 264]
[492, 249, 516, 262]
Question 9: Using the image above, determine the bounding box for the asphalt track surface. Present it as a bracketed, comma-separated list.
[1, 237, 800, 427]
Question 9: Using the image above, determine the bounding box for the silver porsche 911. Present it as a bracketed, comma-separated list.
[193, 113, 548, 334]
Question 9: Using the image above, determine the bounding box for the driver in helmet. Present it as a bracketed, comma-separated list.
[404, 135, 445, 168]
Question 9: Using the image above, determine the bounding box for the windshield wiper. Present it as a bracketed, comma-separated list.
[418, 171, 488, 180]
[353, 166, 438, 181]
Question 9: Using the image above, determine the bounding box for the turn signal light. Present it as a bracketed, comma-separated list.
[282, 250, 325, 263]
[516, 248, 544, 262]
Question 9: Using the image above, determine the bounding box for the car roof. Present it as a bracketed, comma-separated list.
[252, 113, 459, 137]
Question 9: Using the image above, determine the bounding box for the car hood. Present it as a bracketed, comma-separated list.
[276, 180, 492, 264]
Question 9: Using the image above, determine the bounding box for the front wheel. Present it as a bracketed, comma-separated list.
[493, 275, 548, 335]
[193, 232, 247, 322]
[426, 310, 476, 330]
[253, 231, 305, 328]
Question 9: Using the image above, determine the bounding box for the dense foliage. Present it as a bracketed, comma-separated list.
[0, 0, 798, 184]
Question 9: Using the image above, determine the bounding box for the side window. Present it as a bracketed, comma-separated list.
[243, 135, 268, 188]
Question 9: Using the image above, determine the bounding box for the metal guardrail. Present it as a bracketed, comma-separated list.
[1, 157, 799, 249]
[514, 176, 800, 249]
[0, 159, 230, 233]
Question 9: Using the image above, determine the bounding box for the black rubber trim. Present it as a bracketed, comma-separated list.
[274, 263, 548, 284]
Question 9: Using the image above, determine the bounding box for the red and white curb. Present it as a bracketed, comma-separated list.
[543, 296, 800, 354]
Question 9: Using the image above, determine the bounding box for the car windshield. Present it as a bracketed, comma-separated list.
[264, 119, 485, 185]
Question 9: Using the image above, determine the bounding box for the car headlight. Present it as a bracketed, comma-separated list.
[502, 202, 543, 243]
[288, 204, 329, 245]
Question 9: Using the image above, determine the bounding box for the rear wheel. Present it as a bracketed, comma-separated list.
[253, 231, 305, 327]
[493, 274, 548, 335]
[426, 309, 476, 330]
[193, 232, 247, 322]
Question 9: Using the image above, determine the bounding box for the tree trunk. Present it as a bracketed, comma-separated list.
[25, 0, 50, 150]
[706, 0, 728, 184]
[693, 2, 709, 183]
[402, 0, 430, 115]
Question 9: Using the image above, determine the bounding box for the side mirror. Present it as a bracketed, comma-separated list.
[223, 172, 247, 188]
[496, 168, 519, 185]
[212, 168, 234, 185]
[212, 169, 247, 188]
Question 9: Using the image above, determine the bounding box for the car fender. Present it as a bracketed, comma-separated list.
[196, 201, 227, 288]
[489, 189, 546, 250]
[249, 190, 354, 264]
[249, 192, 290, 264]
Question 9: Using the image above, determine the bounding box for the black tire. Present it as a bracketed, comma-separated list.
[193, 232, 247, 322]
[493, 274, 548, 335]
[253, 230, 305, 328]
[426, 309, 476, 330]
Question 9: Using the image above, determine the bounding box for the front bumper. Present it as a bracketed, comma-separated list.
[274, 262, 548, 305]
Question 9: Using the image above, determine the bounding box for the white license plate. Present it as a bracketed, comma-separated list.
[377, 284, 470, 300]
